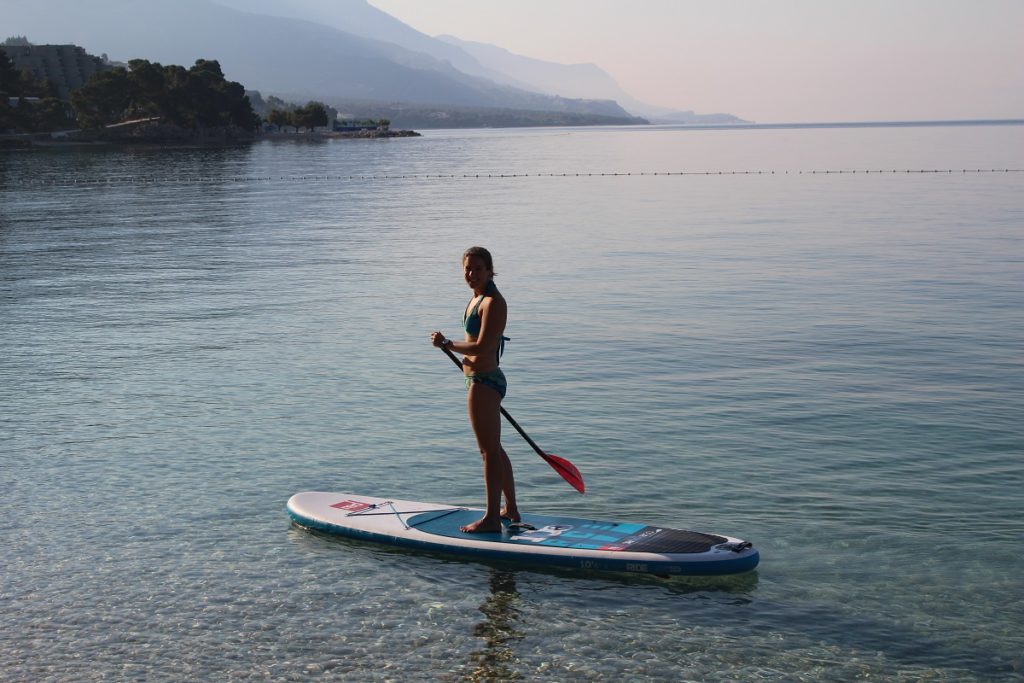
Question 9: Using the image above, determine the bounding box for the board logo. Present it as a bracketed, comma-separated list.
[518, 524, 573, 543]
[331, 500, 371, 512]
[617, 526, 663, 548]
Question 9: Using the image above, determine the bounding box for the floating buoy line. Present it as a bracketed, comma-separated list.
[13, 167, 1023, 188]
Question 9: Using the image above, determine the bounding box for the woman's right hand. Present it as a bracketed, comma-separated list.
[430, 331, 447, 348]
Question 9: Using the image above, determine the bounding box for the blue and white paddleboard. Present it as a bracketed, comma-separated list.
[287, 492, 759, 576]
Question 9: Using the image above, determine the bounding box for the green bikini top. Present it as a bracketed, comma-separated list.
[463, 280, 509, 360]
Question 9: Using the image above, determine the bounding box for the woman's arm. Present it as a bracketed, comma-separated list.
[433, 296, 507, 357]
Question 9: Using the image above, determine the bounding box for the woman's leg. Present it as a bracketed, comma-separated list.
[462, 382, 506, 533]
[498, 448, 519, 522]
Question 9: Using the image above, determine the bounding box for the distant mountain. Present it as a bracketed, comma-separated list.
[437, 36, 635, 104]
[646, 110, 749, 125]
[2, 0, 641, 121]
[222, 3, 741, 121]
[437, 34, 747, 123]
[212, 0, 519, 86]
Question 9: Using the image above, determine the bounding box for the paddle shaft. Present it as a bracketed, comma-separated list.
[441, 346, 546, 453]
[439, 345, 584, 493]
[438, 348, 552, 458]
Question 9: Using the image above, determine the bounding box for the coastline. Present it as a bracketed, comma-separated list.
[4, 118, 1018, 151]
[261, 129, 420, 141]
[0, 124, 420, 150]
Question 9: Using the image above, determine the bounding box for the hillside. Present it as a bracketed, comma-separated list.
[437, 35, 747, 123]
[213, 0, 515, 86]
[2, 0, 642, 123]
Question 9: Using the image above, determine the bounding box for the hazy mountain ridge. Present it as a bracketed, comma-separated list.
[436, 35, 634, 103]
[222, 2, 739, 121]
[2, 0, 647, 124]
[437, 34, 747, 123]
[3, 0, 747, 125]
[211, 0, 518, 86]
[213, 0, 655, 120]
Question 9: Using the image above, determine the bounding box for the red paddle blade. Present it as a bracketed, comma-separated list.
[540, 452, 585, 494]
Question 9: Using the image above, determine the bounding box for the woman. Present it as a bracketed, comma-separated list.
[430, 246, 519, 533]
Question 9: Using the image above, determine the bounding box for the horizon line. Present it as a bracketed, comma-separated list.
[643, 118, 1024, 131]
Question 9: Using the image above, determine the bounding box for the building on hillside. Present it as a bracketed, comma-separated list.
[4, 44, 110, 100]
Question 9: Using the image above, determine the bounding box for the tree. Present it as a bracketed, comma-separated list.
[186, 59, 229, 127]
[126, 58, 166, 118]
[0, 48, 16, 131]
[15, 97, 71, 132]
[158, 63, 193, 126]
[0, 47, 20, 95]
[13, 69, 57, 98]
[292, 101, 328, 131]
[1, 47, 73, 132]
[266, 95, 288, 111]
[69, 58, 259, 131]
[70, 67, 131, 128]
[267, 108, 291, 128]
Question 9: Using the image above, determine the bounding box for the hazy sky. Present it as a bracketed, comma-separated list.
[368, 0, 1024, 123]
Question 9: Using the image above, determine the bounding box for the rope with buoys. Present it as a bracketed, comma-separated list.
[10, 167, 1023, 188]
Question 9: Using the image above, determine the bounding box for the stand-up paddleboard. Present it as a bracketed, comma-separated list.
[287, 492, 759, 576]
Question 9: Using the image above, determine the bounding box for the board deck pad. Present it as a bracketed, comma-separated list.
[286, 492, 759, 576]
[408, 509, 727, 553]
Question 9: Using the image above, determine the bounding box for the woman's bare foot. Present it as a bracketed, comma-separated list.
[460, 516, 503, 533]
[500, 507, 521, 523]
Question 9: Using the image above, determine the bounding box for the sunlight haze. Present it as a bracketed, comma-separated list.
[367, 0, 1024, 123]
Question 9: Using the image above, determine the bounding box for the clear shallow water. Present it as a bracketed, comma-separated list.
[1, 124, 1022, 681]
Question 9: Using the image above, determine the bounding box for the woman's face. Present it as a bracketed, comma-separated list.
[463, 255, 492, 291]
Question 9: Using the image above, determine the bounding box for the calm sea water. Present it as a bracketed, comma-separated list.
[1, 124, 1022, 681]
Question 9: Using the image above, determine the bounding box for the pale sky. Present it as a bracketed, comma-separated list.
[368, 0, 1024, 123]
